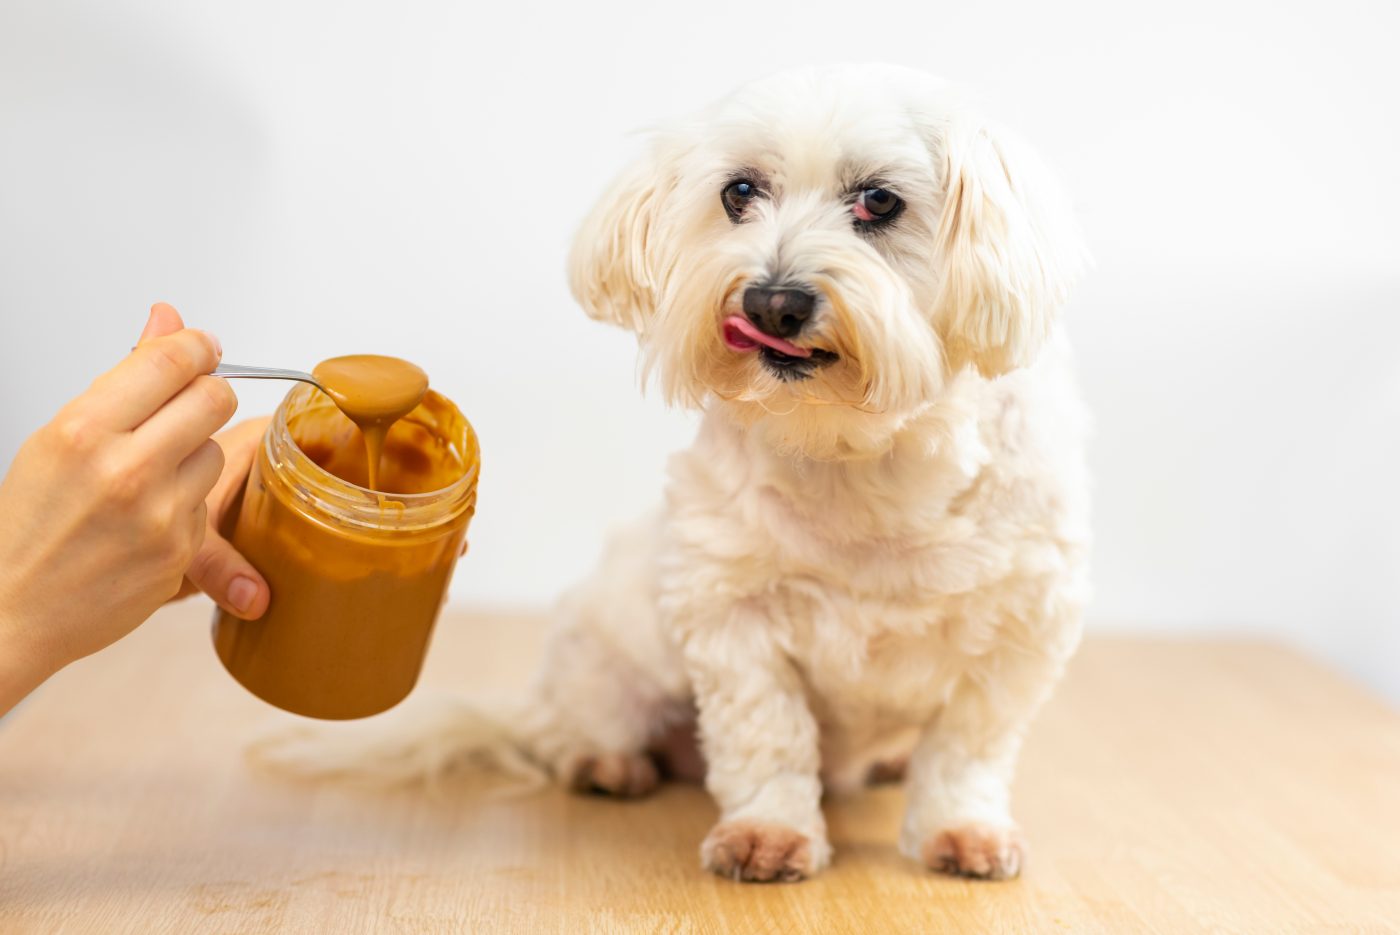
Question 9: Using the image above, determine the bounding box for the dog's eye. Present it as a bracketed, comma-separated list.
[722, 180, 759, 221]
[854, 188, 903, 224]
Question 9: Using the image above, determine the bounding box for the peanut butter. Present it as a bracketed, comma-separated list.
[213, 379, 478, 720]
[311, 354, 429, 490]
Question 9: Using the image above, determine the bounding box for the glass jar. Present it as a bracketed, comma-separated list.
[213, 382, 479, 720]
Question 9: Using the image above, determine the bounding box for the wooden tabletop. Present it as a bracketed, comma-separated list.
[1, 602, 1397, 934]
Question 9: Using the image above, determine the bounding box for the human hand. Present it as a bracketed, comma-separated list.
[171, 416, 272, 619]
[0, 303, 234, 710]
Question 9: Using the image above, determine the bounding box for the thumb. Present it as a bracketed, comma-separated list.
[185, 531, 270, 620]
[139, 301, 186, 344]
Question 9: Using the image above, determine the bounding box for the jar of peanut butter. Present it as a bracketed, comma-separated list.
[213, 381, 479, 720]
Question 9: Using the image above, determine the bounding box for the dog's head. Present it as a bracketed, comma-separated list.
[569, 65, 1085, 458]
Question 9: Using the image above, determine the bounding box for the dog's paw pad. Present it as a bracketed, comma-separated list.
[567, 752, 659, 799]
[701, 820, 818, 883]
[921, 824, 1025, 880]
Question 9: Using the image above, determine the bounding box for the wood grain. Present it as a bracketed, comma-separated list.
[1, 602, 1397, 934]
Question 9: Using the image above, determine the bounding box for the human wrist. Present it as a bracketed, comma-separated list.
[0, 580, 68, 715]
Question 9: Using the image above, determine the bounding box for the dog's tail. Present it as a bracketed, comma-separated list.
[246, 692, 550, 793]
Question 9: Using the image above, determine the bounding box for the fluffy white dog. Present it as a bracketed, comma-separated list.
[267, 63, 1091, 884]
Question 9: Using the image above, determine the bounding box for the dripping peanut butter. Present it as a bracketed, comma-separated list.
[311, 354, 428, 491]
[213, 364, 478, 720]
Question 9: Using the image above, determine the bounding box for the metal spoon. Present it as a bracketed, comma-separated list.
[212, 363, 324, 391]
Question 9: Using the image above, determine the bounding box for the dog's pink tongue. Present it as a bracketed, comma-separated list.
[721, 315, 812, 358]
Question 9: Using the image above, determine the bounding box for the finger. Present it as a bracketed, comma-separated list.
[139, 302, 185, 343]
[165, 501, 210, 603]
[83, 329, 224, 430]
[174, 438, 226, 508]
[185, 528, 269, 620]
[214, 415, 271, 457]
[171, 578, 201, 602]
[189, 500, 210, 557]
[208, 417, 269, 515]
[132, 375, 238, 468]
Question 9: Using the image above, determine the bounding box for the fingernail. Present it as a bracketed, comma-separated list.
[228, 576, 258, 614]
[204, 331, 223, 358]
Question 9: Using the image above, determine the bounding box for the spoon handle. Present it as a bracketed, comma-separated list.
[213, 364, 322, 389]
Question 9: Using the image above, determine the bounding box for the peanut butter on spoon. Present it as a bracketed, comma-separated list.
[311, 355, 429, 491]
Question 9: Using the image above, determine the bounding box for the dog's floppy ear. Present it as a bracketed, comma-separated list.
[932, 120, 1087, 377]
[567, 141, 675, 334]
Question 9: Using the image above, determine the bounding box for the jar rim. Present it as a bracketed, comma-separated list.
[264, 383, 479, 534]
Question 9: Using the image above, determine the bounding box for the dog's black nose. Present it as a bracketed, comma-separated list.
[743, 286, 815, 339]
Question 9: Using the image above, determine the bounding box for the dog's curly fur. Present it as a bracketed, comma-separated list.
[258, 64, 1091, 884]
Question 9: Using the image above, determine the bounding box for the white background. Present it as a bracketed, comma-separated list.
[2, 0, 1397, 701]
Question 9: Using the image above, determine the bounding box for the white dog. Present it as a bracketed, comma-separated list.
[266, 63, 1091, 884]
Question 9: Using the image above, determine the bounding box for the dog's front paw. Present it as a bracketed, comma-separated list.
[701, 820, 828, 883]
[920, 823, 1025, 880]
[566, 752, 659, 798]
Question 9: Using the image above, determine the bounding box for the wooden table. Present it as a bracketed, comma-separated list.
[1, 602, 1397, 934]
